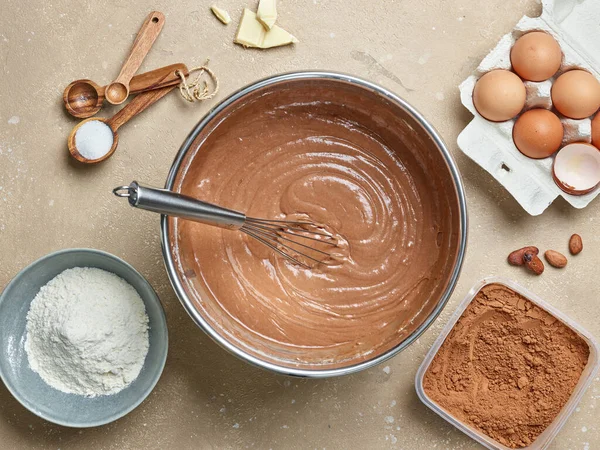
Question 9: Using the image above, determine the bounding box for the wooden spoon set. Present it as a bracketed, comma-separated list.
[64, 11, 189, 164]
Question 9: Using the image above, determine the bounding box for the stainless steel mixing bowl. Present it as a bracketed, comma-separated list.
[160, 72, 468, 377]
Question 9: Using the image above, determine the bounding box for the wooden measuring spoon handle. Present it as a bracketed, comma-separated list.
[128, 63, 189, 94]
[97, 64, 188, 96]
[112, 11, 165, 90]
[107, 85, 176, 131]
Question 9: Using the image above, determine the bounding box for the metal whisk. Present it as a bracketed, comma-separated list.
[113, 181, 337, 267]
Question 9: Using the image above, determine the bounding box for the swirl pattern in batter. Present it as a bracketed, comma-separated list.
[170, 80, 462, 369]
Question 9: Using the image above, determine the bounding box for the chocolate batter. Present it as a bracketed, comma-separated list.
[169, 78, 463, 369]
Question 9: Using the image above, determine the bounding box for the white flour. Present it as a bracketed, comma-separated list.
[24, 267, 149, 397]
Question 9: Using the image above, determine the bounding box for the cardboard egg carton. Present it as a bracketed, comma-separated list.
[457, 0, 599, 215]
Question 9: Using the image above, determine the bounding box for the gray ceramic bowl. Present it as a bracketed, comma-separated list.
[0, 248, 168, 427]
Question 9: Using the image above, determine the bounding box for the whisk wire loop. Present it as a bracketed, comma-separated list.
[241, 224, 333, 258]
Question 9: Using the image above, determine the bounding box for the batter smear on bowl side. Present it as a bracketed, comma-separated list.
[169, 79, 463, 370]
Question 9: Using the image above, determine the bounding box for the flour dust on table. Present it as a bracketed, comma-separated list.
[24, 267, 149, 397]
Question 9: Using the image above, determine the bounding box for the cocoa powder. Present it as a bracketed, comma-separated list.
[423, 284, 590, 448]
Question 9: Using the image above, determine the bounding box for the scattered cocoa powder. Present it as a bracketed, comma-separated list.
[423, 284, 590, 448]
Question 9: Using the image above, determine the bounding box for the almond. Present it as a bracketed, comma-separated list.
[544, 250, 567, 268]
[524, 250, 544, 275]
[508, 246, 539, 266]
[569, 234, 583, 255]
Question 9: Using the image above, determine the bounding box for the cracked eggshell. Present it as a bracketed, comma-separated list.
[552, 143, 600, 195]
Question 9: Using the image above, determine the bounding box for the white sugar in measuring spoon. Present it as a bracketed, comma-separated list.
[74, 121, 114, 160]
[67, 85, 176, 164]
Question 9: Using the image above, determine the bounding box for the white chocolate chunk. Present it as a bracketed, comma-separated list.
[257, 0, 277, 30]
[211, 5, 231, 25]
[234, 9, 298, 49]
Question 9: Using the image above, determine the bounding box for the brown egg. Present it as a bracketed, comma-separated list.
[552, 70, 600, 119]
[511, 32, 562, 81]
[592, 113, 600, 149]
[473, 70, 526, 122]
[513, 109, 563, 159]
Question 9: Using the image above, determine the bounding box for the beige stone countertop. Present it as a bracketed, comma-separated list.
[1, 0, 598, 448]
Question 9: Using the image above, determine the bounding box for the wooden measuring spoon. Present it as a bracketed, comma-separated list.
[104, 11, 165, 105]
[63, 63, 188, 118]
[68, 85, 176, 164]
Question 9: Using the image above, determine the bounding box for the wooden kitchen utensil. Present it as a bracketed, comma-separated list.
[104, 11, 165, 105]
[63, 63, 189, 118]
[68, 85, 176, 164]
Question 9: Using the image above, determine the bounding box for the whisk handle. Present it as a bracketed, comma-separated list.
[113, 181, 246, 230]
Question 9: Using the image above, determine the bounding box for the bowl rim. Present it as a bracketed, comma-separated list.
[161, 71, 468, 377]
[0, 247, 168, 428]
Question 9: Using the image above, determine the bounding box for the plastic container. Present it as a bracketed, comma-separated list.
[415, 276, 600, 450]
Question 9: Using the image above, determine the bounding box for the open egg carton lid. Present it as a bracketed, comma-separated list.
[457, 0, 600, 215]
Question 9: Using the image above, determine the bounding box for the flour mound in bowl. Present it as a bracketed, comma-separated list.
[25, 267, 149, 397]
